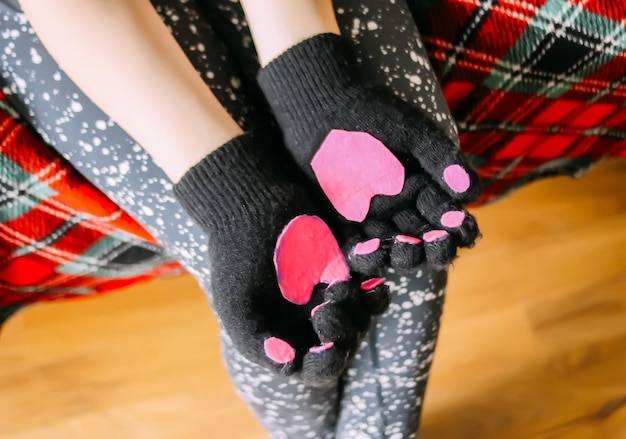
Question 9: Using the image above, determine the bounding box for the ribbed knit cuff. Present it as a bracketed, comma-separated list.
[173, 132, 294, 231]
[257, 33, 360, 133]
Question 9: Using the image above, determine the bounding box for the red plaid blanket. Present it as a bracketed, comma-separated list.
[0, 91, 183, 315]
[413, 0, 626, 204]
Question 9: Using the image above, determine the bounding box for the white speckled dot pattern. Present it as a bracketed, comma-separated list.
[0, 0, 457, 438]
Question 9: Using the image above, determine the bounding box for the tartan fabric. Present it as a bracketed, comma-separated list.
[0, 90, 184, 311]
[413, 0, 626, 204]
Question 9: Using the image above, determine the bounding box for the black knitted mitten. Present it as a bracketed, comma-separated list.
[173, 133, 389, 385]
[258, 34, 481, 275]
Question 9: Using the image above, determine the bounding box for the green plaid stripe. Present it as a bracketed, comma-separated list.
[484, 0, 626, 98]
[57, 232, 170, 278]
[0, 154, 56, 223]
[440, 0, 498, 77]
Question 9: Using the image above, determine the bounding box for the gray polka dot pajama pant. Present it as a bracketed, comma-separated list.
[1, 0, 457, 437]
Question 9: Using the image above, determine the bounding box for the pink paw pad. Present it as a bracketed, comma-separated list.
[423, 230, 449, 243]
[353, 238, 381, 255]
[395, 235, 422, 245]
[264, 337, 296, 364]
[443, 165, 470, 193]
[309, 342, 334, 354]
[274, 215, 350, 305]
[441, 210, 466, 228]
[310, 301, 328, 317]
[311, 129, 405, 222]
[360, 277, 385, 290]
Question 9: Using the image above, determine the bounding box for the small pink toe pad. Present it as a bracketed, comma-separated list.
[443, 165, 470, 193]
[441, 210, 466, 228]
[360, 277, 385, 290]
[353, 238, 381, 255]
[396, 235, 422, 244]
[309, 342, 334, 353]
[264, 337, 296, 364]
[423, 230, 449, 242]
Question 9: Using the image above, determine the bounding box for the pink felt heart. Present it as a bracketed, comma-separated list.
[274, 215, 350, 305]
[311, 129, 405, 222]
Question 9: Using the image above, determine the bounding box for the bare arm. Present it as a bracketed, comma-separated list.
[19, 0, 242, 183]
[240, 0, 340, 66]
[19, 0, 340, 180]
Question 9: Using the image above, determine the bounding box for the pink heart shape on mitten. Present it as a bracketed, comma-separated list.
[311, 129, 405, 222]
[274, 215, 350, 305]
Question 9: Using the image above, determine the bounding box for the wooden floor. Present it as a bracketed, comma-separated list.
[1, 159, 625, 439]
